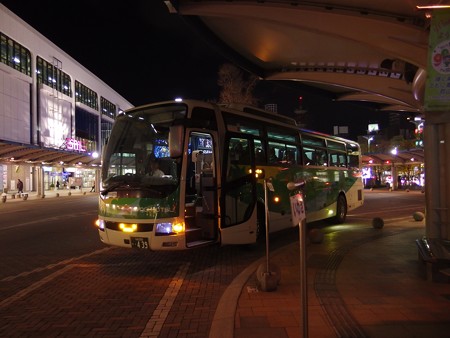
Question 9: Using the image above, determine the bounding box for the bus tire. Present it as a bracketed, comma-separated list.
[333, 194, 347, 224]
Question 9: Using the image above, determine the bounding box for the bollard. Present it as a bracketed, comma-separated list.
[413, 211, 424, 221]
[1, 195, 6, 203]
[256, 262, 280, 292]
[309, 228, 324, 244]
[22, 194, 28, 200]
[372, 217, 384, 229]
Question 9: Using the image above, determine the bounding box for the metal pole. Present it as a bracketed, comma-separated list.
[299, 213, 308, 337]
[264, 178, 270, 272]
[286, 180, 308, 333]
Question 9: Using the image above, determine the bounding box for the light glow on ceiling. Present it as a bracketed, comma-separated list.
[416, 5, 450, 9]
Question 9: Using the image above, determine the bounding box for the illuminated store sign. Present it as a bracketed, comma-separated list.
[65, 138, 86, 152]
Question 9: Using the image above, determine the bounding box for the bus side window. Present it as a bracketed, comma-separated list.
[285, 149, 296, 164]
[268, 147, 278, 164]
[316, 149, 328, 166]
[255, 147, 265, 164]
[303, 148, 314, 165]
[330, 153, 339, 167]
[233, 141, 250, 164]
[254, 139, 266, 164]
[339, 154, 347, 167]
[227, 137, 251, 180]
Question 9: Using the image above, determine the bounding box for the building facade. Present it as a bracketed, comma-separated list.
[0, 4, 133, 195]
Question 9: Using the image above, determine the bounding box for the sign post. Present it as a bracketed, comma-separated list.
[257, 177, 279, 292]
[287, 181, 307, 338]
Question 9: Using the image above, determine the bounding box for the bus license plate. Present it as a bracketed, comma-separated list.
[131, 237, 149, 249]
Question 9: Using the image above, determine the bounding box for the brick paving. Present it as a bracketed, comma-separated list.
[232, 220, 450, 338]
[2, 189, 450, 338]
[0, 227, 284, 337]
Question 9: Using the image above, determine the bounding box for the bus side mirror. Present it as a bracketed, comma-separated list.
[287, 180, 305, 191]
[169, 125, 184, 158]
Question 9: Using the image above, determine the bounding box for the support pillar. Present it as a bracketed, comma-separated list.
[95, 168, 101, 193]
[391, 164, 398, 190]
[36, 166, 45, 197]
[424, 112, 450, 241]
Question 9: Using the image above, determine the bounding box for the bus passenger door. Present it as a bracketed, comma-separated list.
[220, 137, 257, 245]
[185, 131, 218, 247]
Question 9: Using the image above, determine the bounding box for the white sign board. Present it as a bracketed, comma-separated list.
[290, 193, 305, 226]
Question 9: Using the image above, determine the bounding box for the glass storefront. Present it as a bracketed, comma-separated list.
[44, 166, 96, 190]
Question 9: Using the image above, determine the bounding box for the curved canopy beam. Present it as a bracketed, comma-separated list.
[173, 0, 431, 112]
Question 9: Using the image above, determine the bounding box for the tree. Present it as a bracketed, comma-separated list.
[217, 63, 259, 105]
[389, 135, 415, 151]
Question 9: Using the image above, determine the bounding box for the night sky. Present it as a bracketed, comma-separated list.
[2, 0, 388, 140]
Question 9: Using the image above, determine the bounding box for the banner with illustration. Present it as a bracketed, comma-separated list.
[424, 9, 450, 111]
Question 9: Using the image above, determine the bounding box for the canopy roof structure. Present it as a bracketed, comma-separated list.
[170, 0, 436, 114]
[0, 140, 100, 167]
[362, 149, 424, 166]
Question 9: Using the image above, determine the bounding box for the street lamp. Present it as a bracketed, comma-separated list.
[363, 136, 374, 153]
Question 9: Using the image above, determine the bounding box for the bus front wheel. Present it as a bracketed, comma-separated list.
[333, 194, 347, 224]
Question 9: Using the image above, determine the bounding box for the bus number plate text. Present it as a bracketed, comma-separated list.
[131, 237, 149, 249]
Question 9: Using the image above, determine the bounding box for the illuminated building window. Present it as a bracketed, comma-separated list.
[75, 80, 98, 111]
[36, 56, 72, 97]
[0, 31, 31, 77]
[101, 96, 116, 119]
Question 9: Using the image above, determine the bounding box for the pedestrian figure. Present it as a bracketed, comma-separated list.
[56, 181, 60, 190]
[17, 179, 24, 194]
[90, 183, 95, 192]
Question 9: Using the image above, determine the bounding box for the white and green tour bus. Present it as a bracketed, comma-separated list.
[96, 99, 364, 251]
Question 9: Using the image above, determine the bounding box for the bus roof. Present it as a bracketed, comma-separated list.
[219, 103, 297, 126]
[123, 99, 358, 147]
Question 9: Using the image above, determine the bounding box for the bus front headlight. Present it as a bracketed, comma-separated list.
[155, 221, 185, 235]
[96, 219, 105, 231]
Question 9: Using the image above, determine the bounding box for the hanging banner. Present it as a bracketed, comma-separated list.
[424, 9, 450, 111]
[290, 193, 305, 226]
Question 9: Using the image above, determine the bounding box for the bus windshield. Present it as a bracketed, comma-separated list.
[101, 104, 187, 197]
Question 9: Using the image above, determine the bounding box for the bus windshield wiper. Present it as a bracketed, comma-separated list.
[101, 174, 140, 195]
[100, 182, 127, 196]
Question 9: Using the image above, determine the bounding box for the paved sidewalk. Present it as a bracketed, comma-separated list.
[4, 187, 448, 338]
[212, 217, 450, 338]
[1, 188, 96, 203]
